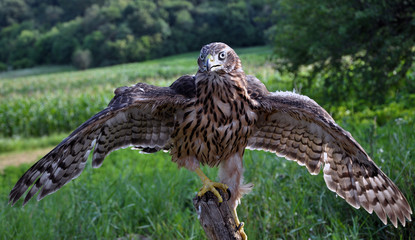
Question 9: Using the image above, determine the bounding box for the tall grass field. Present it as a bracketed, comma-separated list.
[0, 46, 414, 239]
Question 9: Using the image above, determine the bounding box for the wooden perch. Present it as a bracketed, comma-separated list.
[193, 189, 243, 240]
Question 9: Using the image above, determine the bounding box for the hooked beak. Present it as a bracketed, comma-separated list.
[203, 54, 221, 72]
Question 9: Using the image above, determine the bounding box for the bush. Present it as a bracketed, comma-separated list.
[0, 62, 7, 71]
[72, 49, 92, 70]
[12, 58, 34, 69]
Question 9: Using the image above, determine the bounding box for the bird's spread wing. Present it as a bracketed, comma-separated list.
[9, 75, 195, 206]
[246, 75, 412, 227]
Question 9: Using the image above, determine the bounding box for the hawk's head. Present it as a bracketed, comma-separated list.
[198, 42, 242, 74]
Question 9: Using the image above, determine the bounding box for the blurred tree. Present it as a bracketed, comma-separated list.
[83, 30, 105, 65]
[0, 62, 6, 71]
[0, 23, 22, 63]
[125, 2, 159, 35]
[0, 0, 272, 70]
[72, 49, 92, 69]
[57, 0, 105, 21]
[101, 1, 123, 22]
[33, 27, 60, 64]
[82, 4, 106, 33]
[11, 29, 38, 67]
[44, 5, 64, 25]
[0, 0, 31, 28]
[270, 0, 415, 106]
[51, 18, 82, 63]
[223, 1, 259, 46]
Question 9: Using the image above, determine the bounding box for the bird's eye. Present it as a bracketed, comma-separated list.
[200, 54, 205, 60]
[218, 51, 226, 60]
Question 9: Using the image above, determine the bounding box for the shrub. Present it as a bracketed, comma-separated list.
[12, 58, 34, 69]
[0, 62, 7, 71]
[72, 49, 92, 70]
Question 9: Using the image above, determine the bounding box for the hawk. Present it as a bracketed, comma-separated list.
[9, 42, 412, 238]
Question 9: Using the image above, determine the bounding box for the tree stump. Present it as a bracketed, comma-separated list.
[193, 189, 243, 240]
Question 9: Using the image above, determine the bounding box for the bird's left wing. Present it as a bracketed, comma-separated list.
[9, 75, 195, 206]
[246, 75, 412, 227]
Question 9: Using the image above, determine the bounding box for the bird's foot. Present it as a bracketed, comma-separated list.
[236, 222, 247, 240]
[197, 180, 230, 203]
[195, 168, 230, 203]
[233, 208, 248, 239]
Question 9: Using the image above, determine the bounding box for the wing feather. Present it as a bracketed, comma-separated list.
[9, 76, 195, 206]
[246, 76, 412, 227]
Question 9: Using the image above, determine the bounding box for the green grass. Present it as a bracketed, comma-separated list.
[0, 133, 67, 154]
[0, 45, 414, 239]
[0, 65, 76, 79]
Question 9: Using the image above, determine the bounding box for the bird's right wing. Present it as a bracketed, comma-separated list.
[245, 75, 412, 227]
[9, 75, 195, 206]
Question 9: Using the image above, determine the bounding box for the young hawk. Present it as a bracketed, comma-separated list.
[9, 42, 412, 238]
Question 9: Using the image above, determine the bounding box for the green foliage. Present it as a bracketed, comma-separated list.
[0, 133, 67, 154]
[270, 0, 415, 107]
[11, 58, 34, 69]
[0, 65, 75, 79]
[0, 62, 7, 71]
[72, 49, 92, 70]
[333, 98, 415, 128]
[0, 0, 271, 70]
[0, 0, 30, 27]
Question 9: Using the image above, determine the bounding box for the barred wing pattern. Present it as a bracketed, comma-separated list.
[9, 76, 194, 206]
[246, 77, 412, 228]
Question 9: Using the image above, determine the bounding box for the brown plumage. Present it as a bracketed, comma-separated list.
[9, 42, 412, 229]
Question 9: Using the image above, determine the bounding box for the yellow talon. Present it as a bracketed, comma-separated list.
[195, 168, 229, 203]
[197, 180, 228, 203]
[232, 208, 248, 240]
